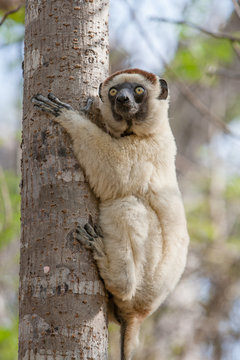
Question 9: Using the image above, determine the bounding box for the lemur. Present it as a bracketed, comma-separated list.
[32, 68, 189, 360]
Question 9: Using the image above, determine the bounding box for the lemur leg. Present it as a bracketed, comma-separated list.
[96, 197, 149, 302]
[75, 196, 149, 303]
[74, 224, 117, 296]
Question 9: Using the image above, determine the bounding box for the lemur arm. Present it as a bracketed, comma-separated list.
[32, 94, 144, 200]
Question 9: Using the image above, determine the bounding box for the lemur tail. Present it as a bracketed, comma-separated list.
[121, 318, 142, 360]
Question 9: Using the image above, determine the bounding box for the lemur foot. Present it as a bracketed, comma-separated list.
[32, 93, 73, 116]
[75, 223, 97, 250]
[75, 223, 104, 257]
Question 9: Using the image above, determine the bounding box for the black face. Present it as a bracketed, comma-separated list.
[108, 82, 148, 123]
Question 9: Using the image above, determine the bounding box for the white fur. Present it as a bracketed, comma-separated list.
[53, 71, 189, 360]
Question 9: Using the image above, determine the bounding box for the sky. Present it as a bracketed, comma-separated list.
[0, 24, 24, 139]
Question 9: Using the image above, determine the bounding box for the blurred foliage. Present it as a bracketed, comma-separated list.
[225, 176, 240, 246]
[0, 321, 18, 360]
[0, 170, 19, 360]
[1, 1, 240, 360]
[0, 5, 25, 46]
[0, 20, 24, 45]
[171, 35, 234, 83]
[188, 201, 215, 243]
[0, 5, 22, 360]
[187, 174, 240, 245]
[0, 170, 20, 249]
[225, 176, 240, 199]
[0, 5, 25, 24]
[225, 99, 240, 124]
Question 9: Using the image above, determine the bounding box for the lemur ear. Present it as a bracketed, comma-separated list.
[158, 79, 168, 100]
[99, 83, 103, 102]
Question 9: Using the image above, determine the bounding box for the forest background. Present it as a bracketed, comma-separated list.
[0, 0, 240, 359]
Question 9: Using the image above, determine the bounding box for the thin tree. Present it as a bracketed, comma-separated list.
[19, 1, 109, 359]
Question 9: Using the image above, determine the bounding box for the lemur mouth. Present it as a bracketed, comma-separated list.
[115, 103, 139, 116]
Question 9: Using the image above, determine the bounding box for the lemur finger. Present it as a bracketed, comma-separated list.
[32, 97, 61, 116]
[34, 94, 61, 109]
[48, 93, 74, 110]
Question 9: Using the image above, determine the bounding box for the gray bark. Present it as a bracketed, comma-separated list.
[19, 1, 109, 359]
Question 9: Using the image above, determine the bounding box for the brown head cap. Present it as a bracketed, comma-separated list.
[103, 68, 158, 86]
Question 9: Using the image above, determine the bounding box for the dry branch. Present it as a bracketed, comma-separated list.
[151, 17, 240, 43]
[0, 3, 23, 26]
[232, 0, 240, 18]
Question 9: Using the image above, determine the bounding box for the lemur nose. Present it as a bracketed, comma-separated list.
[116, 94, 129, 103]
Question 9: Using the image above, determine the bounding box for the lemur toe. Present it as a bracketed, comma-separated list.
[75, 224, 95, 250]
[84, 223, 98, 238]
[93, 223, 104, 238]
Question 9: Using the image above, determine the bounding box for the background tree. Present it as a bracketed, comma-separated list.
[18, 1, 109, 359]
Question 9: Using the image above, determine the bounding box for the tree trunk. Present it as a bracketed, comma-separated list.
[19, 1, 109, 359]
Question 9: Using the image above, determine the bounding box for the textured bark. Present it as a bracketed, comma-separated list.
[19, 1, 109, 359]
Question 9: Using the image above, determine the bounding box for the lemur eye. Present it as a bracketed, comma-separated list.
[109, 88, 117, 96]
[135, 86, 145, 95]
